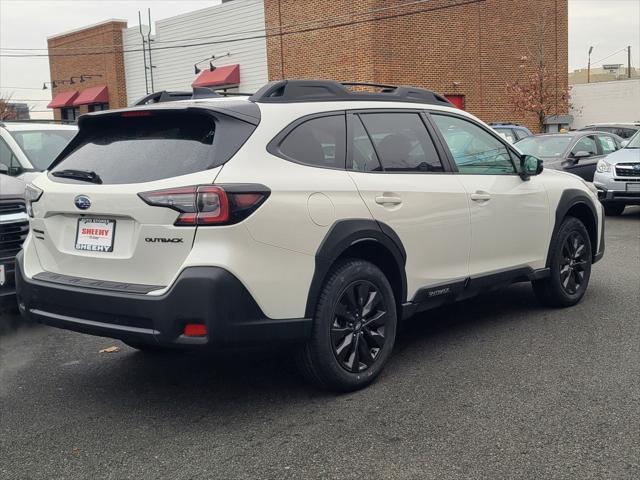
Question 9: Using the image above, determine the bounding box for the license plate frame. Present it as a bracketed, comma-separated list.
[626, 183, 640, 192]
[75, 218, 116, 253]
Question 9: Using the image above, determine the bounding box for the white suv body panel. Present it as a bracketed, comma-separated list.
[19, 96, 604, 325]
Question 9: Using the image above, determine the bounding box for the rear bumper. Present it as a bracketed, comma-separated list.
[15, 251, 311, 348]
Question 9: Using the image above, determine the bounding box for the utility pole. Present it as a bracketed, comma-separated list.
[147, 9, 155, 93]
[628, 46, 632, 79]
[138, 11, 149, 95]
[588, 46, 594, 83]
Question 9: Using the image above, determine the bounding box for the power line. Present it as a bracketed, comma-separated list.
[0, 0, 442, 53]
[0, 0, 486, 58]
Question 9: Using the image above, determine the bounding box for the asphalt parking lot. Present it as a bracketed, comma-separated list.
[1, 208, 638, 480]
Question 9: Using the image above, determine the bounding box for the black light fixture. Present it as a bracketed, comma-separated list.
[193, 52, 231, 75]
[79, 74, 103, 82]
[42, 80, 64, 89]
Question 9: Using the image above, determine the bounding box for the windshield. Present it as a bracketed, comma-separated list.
[9, 129, 76, 171]
[515, 136, 573, 158]
[625, 131, 640, 148]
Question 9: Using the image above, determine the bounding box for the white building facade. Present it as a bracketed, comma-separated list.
[123, 0, 268, 105]
[570, 80, 640, 129]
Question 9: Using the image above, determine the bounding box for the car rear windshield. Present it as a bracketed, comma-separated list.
[49, 110, 255, 184]
[9, 129, 76, 171]
[516, 136, 573, 158]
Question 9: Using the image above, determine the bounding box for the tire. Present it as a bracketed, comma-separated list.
[533, 216, 592, 308]
[603, 203, 625, 216]
[296, 259, 398, 392]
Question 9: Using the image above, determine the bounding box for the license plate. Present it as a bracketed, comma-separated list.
[0, 264, 5, 286]
[75, 218, 116, 252]
[627, 183, 640, 192]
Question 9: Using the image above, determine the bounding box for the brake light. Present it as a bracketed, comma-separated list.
[138, 184, 269, 226]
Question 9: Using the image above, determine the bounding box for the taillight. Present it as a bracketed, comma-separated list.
[138, 184, 269, 226]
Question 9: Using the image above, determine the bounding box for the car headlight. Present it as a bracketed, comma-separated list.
[25, 184, 43, 218]
[596, 159, 612, 173]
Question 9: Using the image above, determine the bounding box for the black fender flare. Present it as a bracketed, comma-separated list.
[547, 189, 600, 266]
[304, 219, 407, 318]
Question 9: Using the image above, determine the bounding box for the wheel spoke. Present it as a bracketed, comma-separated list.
[362, 290, 380, 317]
[335, 301, 355, 322]
[363, 326, 385, 349]
[356, 283, 369, 309]
[574, 243, 586, 258]
[331, 326, 351, 345]
[566, 272, 577, 293]
[347, 334, 361, 372]
[346, 285, 359, 313]
[363, 310, 387, 328]
[357, 335, 375, 367]
[335, 333, 354, 362]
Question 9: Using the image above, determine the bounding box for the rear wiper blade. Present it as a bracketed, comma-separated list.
[52, 169, 103, 184]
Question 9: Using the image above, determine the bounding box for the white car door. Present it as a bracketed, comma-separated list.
[429, 113, 550, 276]
[346, 111, 471, 301]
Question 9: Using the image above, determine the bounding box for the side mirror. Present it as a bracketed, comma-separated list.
[572, 151, 591, 160]
[521, 155, 543, 179]
[0, 163, 9, 175]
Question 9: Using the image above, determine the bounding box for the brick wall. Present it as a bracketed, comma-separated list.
[47, 20, 128, 119]
[264, 0, 568, 133]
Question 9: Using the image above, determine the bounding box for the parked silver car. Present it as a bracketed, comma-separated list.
[593, 131, 640, 216]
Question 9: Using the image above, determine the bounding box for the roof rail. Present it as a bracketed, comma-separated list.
[249, 80, 453, 106]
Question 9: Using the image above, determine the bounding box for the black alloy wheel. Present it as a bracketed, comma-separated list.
[559, 231, 589, 295]
[532, 216, 592, 308]
[331, 280, 388, 373]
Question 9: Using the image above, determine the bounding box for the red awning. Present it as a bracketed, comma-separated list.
[47, 90, 78, 109]
[73, 85, 109, 106]
[191, 64, 240, 88]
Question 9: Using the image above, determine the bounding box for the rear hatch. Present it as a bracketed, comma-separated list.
[30, 105, 258, 288]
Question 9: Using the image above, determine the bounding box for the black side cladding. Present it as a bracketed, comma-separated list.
[548, 189, 600, 265]
[305, 219, 407, 318]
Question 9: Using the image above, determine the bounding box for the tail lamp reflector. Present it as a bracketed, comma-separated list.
[138, 185, 267, 226]
[184, 324, 207, 337]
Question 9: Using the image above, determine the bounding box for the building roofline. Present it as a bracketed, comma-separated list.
[47, 19, 128, 41]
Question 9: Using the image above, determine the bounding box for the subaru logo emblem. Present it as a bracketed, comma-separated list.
[74, 195, 91, 210]
[633, 164, 640, 171]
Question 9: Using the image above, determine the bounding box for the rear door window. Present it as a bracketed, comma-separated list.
[50, 110, 255, 184]
[358, 112, 444, 172]
[596, 134, 618, 154]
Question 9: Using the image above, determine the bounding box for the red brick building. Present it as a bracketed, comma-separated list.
[264, 0, 568, 132]
[47, 20, 128, 122]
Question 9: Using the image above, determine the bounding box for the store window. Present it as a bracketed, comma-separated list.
[88, 103, 109, 112]
[60, 107, 80, 122]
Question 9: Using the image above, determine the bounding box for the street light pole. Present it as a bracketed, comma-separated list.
[588, 46, 594, 83]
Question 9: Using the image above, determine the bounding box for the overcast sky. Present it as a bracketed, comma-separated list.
[1, 0, 639, 117]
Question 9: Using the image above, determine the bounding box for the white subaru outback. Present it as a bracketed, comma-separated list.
[16, 80, 604, 391]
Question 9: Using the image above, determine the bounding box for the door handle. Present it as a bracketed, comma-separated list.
[375, 196, 402, 206]
[470, 191, 492, 202]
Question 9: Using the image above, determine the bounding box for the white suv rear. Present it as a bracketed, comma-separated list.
[16, 80, 605, 391]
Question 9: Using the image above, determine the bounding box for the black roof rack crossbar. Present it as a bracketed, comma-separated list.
[249, 80, 453, 107]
